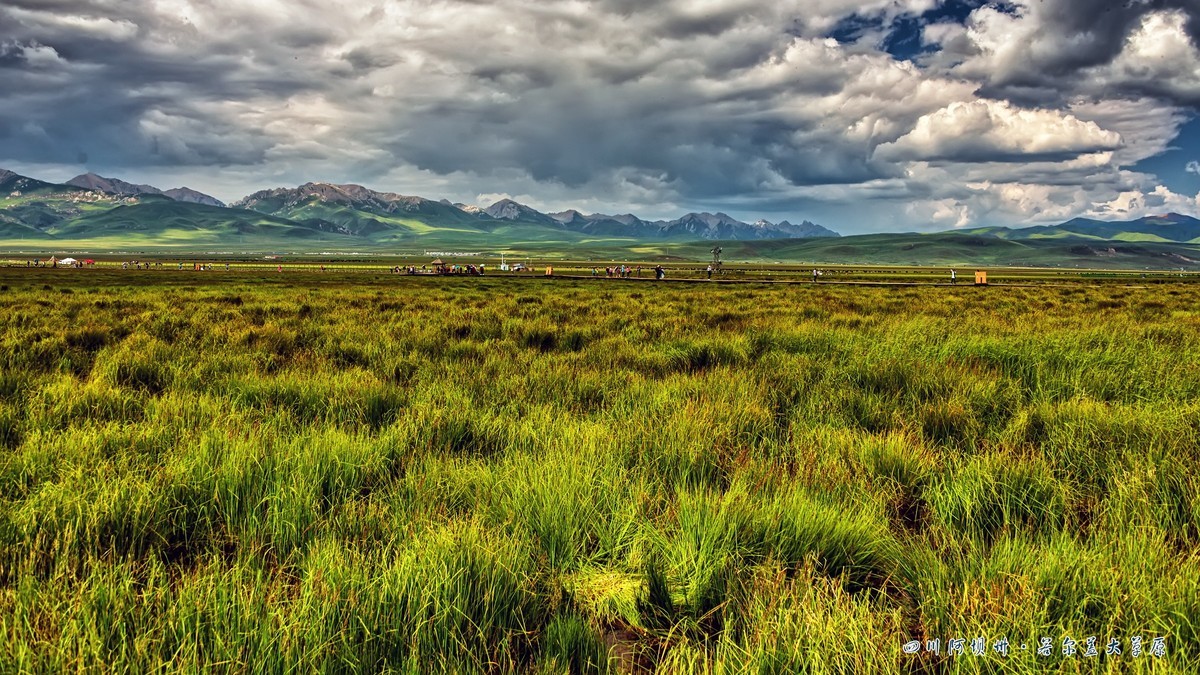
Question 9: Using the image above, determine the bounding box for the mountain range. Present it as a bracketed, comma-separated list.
[2, 167, 1200, 268]
[1, 168, 843, 246]
[227, 183, 840, 241]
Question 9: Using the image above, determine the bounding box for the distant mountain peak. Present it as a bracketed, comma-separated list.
[485, 198, 535, 219]
[164, 186, 225, 207]
[454, 202, 485, 214]
[550, 209, 591, 225]
[68, 172, 165, 197]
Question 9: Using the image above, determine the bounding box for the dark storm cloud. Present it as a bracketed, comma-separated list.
[470, 64, 556, 90]
[1001, 0, 1198, 77]
[388, 63, 900, 202]
[342, 46, 403, 73]
[0, 0, 351, 170]
[945, 0, 1200, 106]
[658, 8, 746, 37]
[0, 42, 28, 67]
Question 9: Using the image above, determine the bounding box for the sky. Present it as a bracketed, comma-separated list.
[1, 0, 1199, 234]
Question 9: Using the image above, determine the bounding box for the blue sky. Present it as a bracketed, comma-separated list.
[1132, 116, 1200, 196]
[829, 0, 1018, 61]
[1, 0, 1198, 233]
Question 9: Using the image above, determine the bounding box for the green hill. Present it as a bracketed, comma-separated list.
[965, 213, 1200, 244]
[0, 221, 52, 240]
[44, 200, 346, 247]
[662, 232, 1200, 269]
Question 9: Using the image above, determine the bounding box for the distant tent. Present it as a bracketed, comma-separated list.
[430, 258, 444, 265]
[59, 257, 78, 265]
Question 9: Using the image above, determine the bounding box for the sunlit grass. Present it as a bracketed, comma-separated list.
[0, 270, 1198, 672]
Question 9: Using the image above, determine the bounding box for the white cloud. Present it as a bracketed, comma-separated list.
[1086, 185, 1200, 220]
[12, 41, 66, 68]
[1067, 98, 1188, 166]
[875, 100, 1123, 162]
[6, 9, 139, 42]
[1096, 11, 1200, 105]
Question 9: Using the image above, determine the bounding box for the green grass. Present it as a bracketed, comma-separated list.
[666, 232, 1200, 269]
[0, 269, 1198, 673]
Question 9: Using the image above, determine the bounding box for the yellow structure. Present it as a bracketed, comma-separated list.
[975, 270, 988, 285]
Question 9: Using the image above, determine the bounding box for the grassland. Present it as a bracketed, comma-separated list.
[665, 234, 1200, 270]
[6, 231, 1198, 269]
[1, 267, 1199, 673]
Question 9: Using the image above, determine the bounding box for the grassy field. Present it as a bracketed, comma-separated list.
[1, 267, 1199, 673]
[6, 255, 1198, 284]
[4, 226, 1200, 270]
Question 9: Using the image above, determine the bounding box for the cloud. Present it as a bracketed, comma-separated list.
[4, 8, 139, 42]
[942, 1, 1200, 106]
[0, 0, 1196, 232]
[875, 100, 1123, 163]
[1187, 160, 1200, 175]
[0, 40, 68, 69]
[1083, 10, 1200, 107]
[1086, 184, 1200, 220]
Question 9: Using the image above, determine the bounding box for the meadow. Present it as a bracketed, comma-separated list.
[1, 267, 1198, 673]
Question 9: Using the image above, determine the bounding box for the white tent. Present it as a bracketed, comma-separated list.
[59, 257, 78, 265]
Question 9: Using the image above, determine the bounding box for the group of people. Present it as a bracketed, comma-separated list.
[390, 264, 486, 275]
[439, 264, 485, 275]
[388, 263, 491, 275]
[392, 265, 428, 274]
[586, 264, 668, 279]
[25, 258, 93, 268]
[591, 265, 640, 278]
